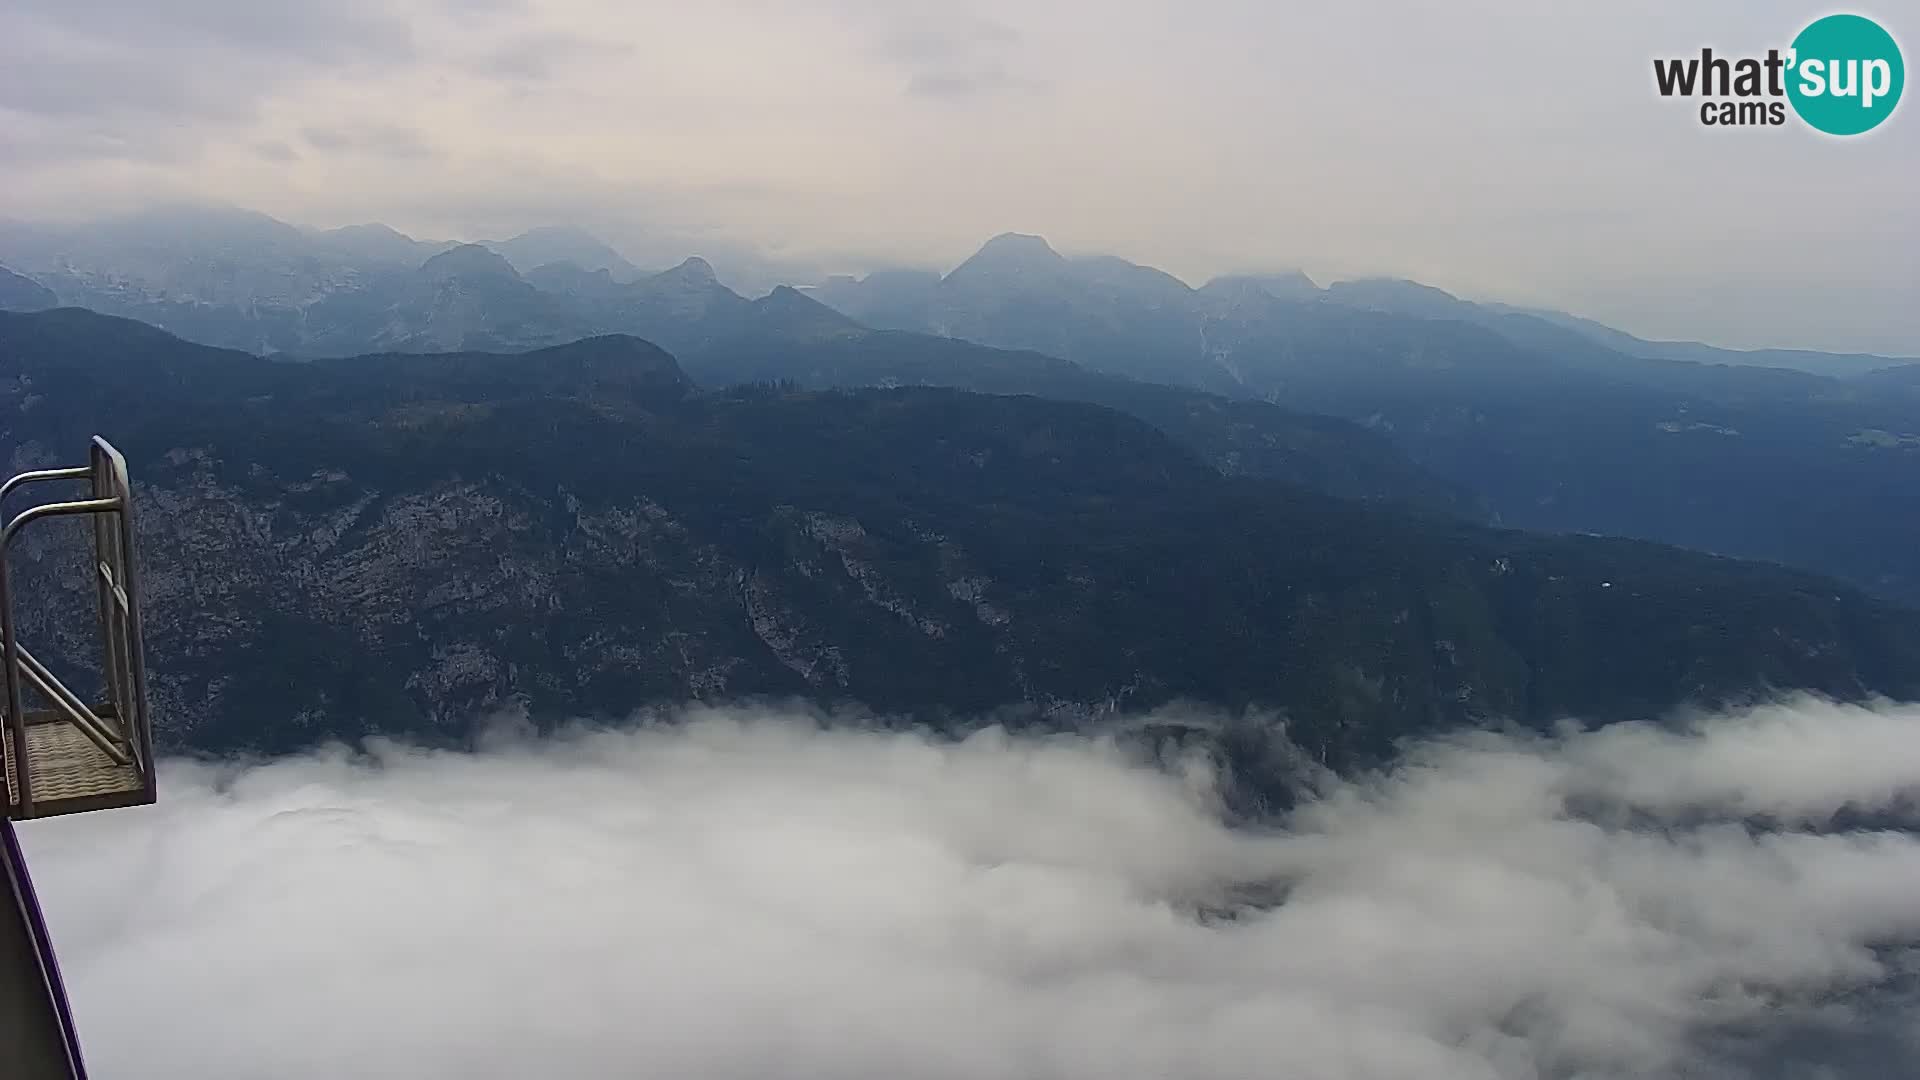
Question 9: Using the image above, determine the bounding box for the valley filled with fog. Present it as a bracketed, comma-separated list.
[23, 695, 1920, 1080]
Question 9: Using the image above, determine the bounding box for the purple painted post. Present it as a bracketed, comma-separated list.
[1, 817, 87, 1079]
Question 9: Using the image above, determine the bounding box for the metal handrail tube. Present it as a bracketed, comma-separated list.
[1, 440, 156, 816]
[92, 440, 154, 794]
[94, 567, 133, 765]
[95, 542, 132, 769]
[0, 536, 30, 814]
[2, 496, 124, 816]
[1, 499, 122, 547]
[0, 468, 89, 507]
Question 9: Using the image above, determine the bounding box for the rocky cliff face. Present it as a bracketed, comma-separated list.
[5, 309, 1919, 765]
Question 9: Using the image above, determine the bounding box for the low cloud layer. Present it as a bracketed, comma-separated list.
[21, 695, 1920, 1078]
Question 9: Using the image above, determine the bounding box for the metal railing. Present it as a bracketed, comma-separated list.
[0, 438, 156, 820]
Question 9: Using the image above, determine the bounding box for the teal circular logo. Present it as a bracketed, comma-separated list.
[1786, 14, 1904, 135]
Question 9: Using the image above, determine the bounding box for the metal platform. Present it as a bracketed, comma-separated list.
[0, 436, 154, 1080]
[0, 438, 156, 821]
[3, 710, 145, 817]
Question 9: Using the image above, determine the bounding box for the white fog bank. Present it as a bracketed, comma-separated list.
[21, 695, 1920, 1079]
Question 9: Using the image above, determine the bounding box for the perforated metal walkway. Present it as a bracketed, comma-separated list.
[3, 712, 145, 818]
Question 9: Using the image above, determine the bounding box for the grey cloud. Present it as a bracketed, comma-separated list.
[865, 9, 1040, 101]
[470, 32, 638, 83]
[0, 129, 104, 168]
[298, 126, 372, 153]
[0, 41, 250, 123]
[878, 14, 1021, 64]
[906, 63, 1044, 101]
[0, 115, 203, 169]
[289, 168, 828, 284]
[301, 124, 436, 160]
[252, 140, 301, 163]
[17, 0, 414, 64]
[438, 0, 528, 14]
[21, 695, 1920, 1079]
[1, 0, 417, 168]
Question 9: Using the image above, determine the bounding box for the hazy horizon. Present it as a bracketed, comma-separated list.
[5, 1, 1916, 355]
[8, 198, 1917, 362]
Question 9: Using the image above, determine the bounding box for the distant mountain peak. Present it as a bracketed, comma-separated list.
[105, 201, 309, 252]
[531, 260, 612, 281]
[947, 232, 1066, 282]
[1204, 270, 1322, 301]
[752, 282, 829, 311]
[748, 284, 866, 341]
[419, 243, 520, 281]
[757, 283, 835, 314]
[1327, 277, 1463, 306]
[490, 227, 638, 279]
[979, 232, 1062, 261]
[119, 201, 297, 232]
[659, 256, 718, 287]
[509, 225, 604, 244]
[332, 222, 405, 237]
[313, 222, 437, 264]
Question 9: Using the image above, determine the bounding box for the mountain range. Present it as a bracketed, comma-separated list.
[6, 212, 1913, 608]
[808, 236, 1920, 607]
[0, 204, 824, 312]
[5, 306, 1918, 769]
[814, 233, 1917, 378]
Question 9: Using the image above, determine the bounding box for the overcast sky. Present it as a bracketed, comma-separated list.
[2, 0, 1916, 353]
[22, 696, 1920, 1079]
